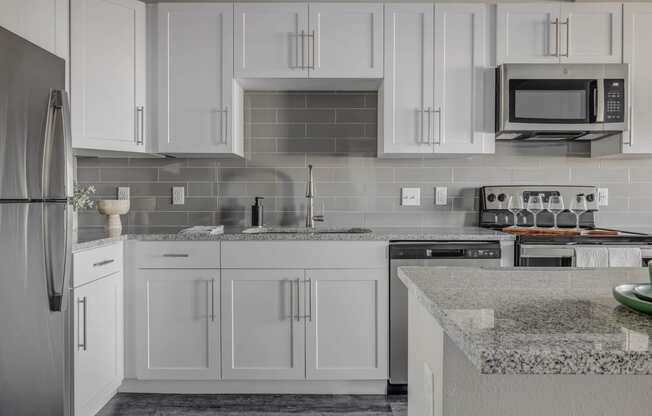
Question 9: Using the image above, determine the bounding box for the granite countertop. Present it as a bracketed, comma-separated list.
[73, 226, 513, 252]
[398, 266, 652, 375]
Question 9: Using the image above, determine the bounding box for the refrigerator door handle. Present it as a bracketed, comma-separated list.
[43, 203, 73, 312]
[42, 90, 74, 200]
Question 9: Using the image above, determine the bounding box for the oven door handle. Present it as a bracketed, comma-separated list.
[596, 80, 605, 123]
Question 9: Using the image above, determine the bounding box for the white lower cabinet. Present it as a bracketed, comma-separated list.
[135, 269, 220, 380]
[306, 269, 388, 380]
[221, 268, 388, 381]
[73, 271, 124, 416]
[221, 269, 306, 380]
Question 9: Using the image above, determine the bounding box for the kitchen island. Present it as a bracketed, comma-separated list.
[398, 266, 652, 416]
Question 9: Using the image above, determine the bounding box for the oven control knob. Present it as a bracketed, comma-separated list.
[586, 193, 595, 202]
[497, 193, 507, 202]
[487, 193, 496, 202]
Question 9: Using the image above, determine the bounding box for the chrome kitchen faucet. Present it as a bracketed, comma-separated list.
[305, 165, 324, 228]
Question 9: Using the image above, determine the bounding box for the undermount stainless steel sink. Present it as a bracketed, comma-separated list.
[242, 227, 373, 234]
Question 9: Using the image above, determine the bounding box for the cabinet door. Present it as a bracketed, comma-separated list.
[156, 3, 237, 155]
[496, 3, 561, 64]
[221, 269, 305, 380]
[74, 272, 123, 416]
[381, 4, 434, 155]
[560, 3, 622, 64]
[622, 4, 652, 155]
[0, 0, 68, 59]
[136, 269, 220, 380]
[434, 4, 489, 154]
[305, 269, 388, 380]
[308, 3, 383, 78]
[234, 3, 307, 78]
[71, 0, 146, 152]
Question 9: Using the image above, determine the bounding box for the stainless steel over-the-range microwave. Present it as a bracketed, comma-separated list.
[495, 63, 629, 141]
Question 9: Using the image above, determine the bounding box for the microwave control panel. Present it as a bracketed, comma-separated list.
[604, 79, 625, 122]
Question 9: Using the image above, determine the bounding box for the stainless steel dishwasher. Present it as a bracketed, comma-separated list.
[388, 241, 502, 392]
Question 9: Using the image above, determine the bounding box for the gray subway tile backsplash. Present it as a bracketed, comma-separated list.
[77, 91, 652, 232]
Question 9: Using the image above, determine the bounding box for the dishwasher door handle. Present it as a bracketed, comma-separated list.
[425, 249, 465, 258]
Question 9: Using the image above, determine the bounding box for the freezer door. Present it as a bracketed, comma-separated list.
[0, 202, 71, 415]
[0, 27, 67, 200]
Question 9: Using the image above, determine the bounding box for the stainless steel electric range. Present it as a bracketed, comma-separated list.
[479, 185, 652, 267]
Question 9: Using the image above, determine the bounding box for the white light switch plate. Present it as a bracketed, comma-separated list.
[117, 187, 130, 200]
[597, 188, 609, 206]
[172, 186, 185, 205]
[401, 187, 421, 206]
[435, 186, 447, 205]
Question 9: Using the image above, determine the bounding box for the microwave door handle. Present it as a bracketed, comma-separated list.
[596, 81, 605, 123]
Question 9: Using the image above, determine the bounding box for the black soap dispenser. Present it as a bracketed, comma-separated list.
[251, 197, 264, 227]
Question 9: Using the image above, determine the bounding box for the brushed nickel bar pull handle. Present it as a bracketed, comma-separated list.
[296, 278, 301, 322]
[301, 30, 305, 70]
[561, 18, 569, 57]
[93, 259, 114, 267]
[289, 279, 294, 321]
[627, 105, 633, 147]
[427, 107, 433, 145]
[310, 30, 316, 70]
[436, 107, 442, 145]
[551, 18, 559, 57]
[210, 279, 215, 322]
[223, 107, 229, 144]
[307, 278, 312, 322]
[162, 253, 189, 258]
[78, 297, 87, 351]
[136, 106, 144, 145]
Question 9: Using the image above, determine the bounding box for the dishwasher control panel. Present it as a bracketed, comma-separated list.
[390, 242, 501, 259]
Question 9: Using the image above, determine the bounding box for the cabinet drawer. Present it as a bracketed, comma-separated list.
[73, 242, 124, 287]
[221, 241, 387, 269]
[136, 242, 220, 269]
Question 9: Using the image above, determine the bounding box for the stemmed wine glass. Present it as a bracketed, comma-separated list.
[527, 194, 544, 228]
[507, 195, 524, 228]
[548, 195, 565, 229]
[570, 194, 588, 231]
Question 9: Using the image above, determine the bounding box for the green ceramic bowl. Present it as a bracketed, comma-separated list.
[613, 284, 652, 315]
[633, 285, 652, 303]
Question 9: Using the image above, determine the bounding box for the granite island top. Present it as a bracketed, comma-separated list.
[72, 226, 513, 252]
[398, 266, 652, 375]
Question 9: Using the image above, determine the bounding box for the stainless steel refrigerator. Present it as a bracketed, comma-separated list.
[0, 26, 73, 415]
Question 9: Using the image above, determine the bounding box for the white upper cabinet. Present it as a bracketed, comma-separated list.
[136, 269, 220, 380]
[560, 3, 622, 64]
[221, 269, 306, 380]
[434, 4, 489, 154]
[623, 3, 652, 154]
[0, 0, 68, 59]
[381, 3, 492, 157]
[308, 3, 383, 78]
[155, 3, 242, 156]
[497, 3, 622, 65]
[382, 4, 435, 155]
[305, 269, 388, 380]
[71, 0, 147, 153]
[497, 3, 560, 64]
[235, 3, 308, 78]
[235, 3, 383, 79]
[594, 3, 652, 157]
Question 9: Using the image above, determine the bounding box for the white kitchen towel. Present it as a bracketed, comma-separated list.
[574, 246, 609, 268]
[178, 225, 224, 236]
[608, 247, 642, 267]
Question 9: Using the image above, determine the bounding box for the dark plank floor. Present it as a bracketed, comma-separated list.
[96, 393, 407, 416]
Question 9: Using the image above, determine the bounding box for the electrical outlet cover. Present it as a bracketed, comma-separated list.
[172, 186, 185, 205]
[401, 187, 421, 206]
[117, 187, 130, 200]
[598, 188, 609, 206]
[435, 186, 447, 205]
